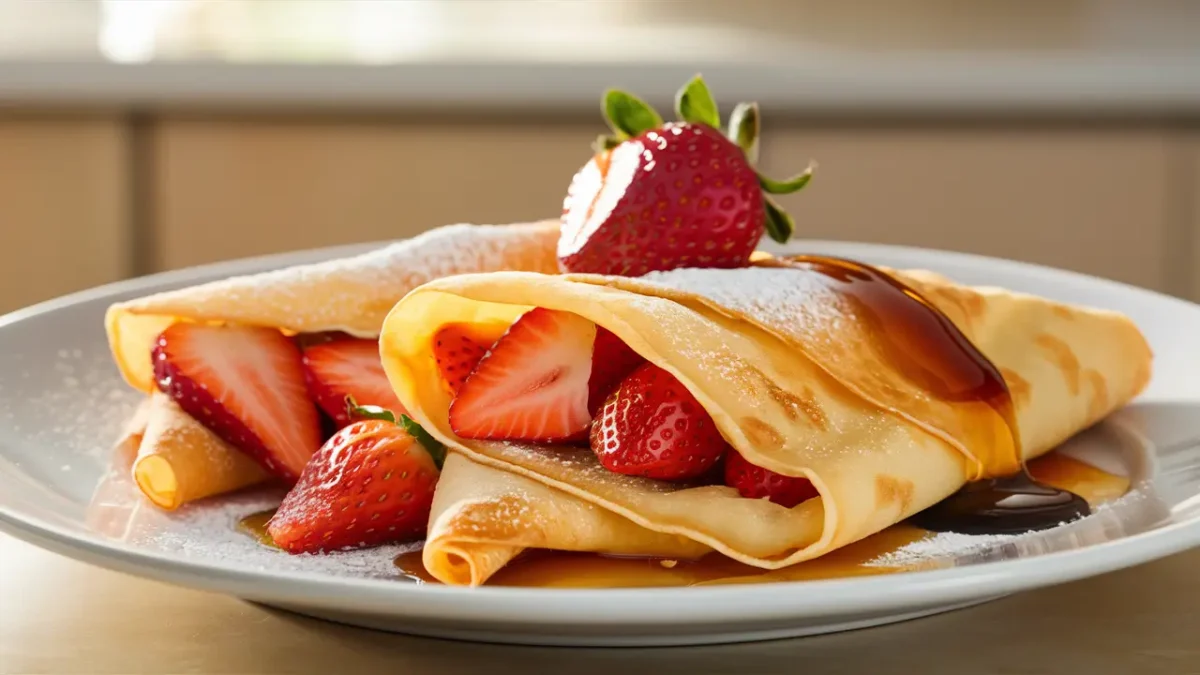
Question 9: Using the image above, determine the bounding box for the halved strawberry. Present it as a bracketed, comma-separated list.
[450, 308, 597, 442]
[590, 362, 729, 480]
[724, 450, 818, 508]
[268, 410, 444, 553]
[152, 324, 322, 482]
[302, 338, 405, 427]
[587, 326, 645, 414]
[432, 324, 491, 396]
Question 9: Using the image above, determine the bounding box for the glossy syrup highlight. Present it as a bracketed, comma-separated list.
[771, 255, 1091, 535]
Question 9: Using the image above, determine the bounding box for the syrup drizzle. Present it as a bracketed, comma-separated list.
[774, 255, 1090, 534]
[234, 452, 1126, 587]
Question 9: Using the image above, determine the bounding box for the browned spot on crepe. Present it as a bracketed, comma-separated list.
[442, 495, 546, 544]
[874, 475, 915, 511]
[747, 368, 828, 430]
[741, 417, 785, 452]
[1052, 305, 1075, 321]
[1000, 367, 1033, 410]
[1035, 334, 1081, 395]
[923, 286, 985, 334]
[1084, 369, 1109, 422]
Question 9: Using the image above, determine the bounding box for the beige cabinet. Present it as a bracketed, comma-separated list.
[760, 129, 1173, 292]
[0, 117, 129, 313]
[149, 119, 600, 271]
[151, 120, 1179, 295]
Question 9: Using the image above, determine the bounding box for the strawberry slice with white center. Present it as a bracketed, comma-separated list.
[449, 308, 598, 442]
[302, 338, 406, 427]
[152, 324, 322, 482]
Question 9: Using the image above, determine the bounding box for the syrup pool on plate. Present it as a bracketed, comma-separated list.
[234, 451, 1129, 588]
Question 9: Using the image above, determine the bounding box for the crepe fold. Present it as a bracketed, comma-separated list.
[105, 221, 561, 509]
[380, 261, 1152, 586]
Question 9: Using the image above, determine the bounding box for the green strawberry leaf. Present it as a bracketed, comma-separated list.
[345, 396, 447, 470]
[763, 195, 795, 243]
[398, 414, 447, 470]
[758, 163, 816, 195]
[591, 133, 623, 153]
[674, 75, 721, 128]
[602, 89, 664, 139]
[728, 101, 760, 164]
[346, 396, 396, 423]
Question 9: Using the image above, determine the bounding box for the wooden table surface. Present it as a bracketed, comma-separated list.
[2, 532, 1198, 675]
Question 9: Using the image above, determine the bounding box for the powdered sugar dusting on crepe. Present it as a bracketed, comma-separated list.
[114, 221, 560, 338]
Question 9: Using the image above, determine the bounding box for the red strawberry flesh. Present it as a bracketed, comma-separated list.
[559, 122, 764, 276]
[433, 324, 492, 396]
[590, 362, 729, 480]
[152, 324, 322, 482]
[587, 326, 645, 414]
[302, 338, 406, 427]
[450, 308, 596, 442]
[268, 419, 438, 553]
[724, 450, 818, 508]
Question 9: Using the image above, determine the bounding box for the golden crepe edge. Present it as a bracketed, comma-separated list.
[103, 220, 562, 509]
[380, 263, 1152, 585]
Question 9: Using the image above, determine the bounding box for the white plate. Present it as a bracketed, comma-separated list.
[2, 240, 1199, 648]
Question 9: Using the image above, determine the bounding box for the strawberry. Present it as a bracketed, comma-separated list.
[432, 324, 491, 396]
[449, 308, 596, 442]
[587, 326, 645, 413]
[590, 362, 729, 480]
[558, 75, 814, 277]
[268, 407, 445, 553]
[152, 324, 322, 482]
[724, 450, 819, 508]
[302, 338, 405, 427]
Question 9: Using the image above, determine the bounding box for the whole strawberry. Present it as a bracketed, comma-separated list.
[268, 404, 445, 553]
[559, 75, 815, 276]
[590, 362, 729, 480]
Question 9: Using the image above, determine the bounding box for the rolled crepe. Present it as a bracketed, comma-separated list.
[105, 221, 561, 509]
[380, 259, 1152, 585]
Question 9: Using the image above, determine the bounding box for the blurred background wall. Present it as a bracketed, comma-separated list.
[1, 0, 1199, 312]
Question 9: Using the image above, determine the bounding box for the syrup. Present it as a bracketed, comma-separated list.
[237, 509, 279, 549]
[767, 255, 1090, 534]
[236, 452, 1126, 587]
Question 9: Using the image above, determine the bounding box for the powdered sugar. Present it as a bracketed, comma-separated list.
[97, 485, 421, 580]
[867, 486, 1156, 570]
[115, 222, 560, 338]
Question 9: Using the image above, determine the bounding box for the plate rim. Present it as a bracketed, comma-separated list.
[2, 237, 1199, 626]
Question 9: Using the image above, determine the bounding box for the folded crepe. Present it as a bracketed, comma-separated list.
[379, 257, 1152, 585]
[105, 221, 561, 509]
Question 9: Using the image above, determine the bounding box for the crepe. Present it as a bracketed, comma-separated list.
[380, 259, 1152, 585]
[105, 221, 561, 509]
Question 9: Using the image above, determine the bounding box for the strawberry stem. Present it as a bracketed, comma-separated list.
[602, 89, 664, 139]
[591, 134, 622, 154]
[758, 162, 816, 195]
[763, 195, 795, 243]
[346, 396, 447, 470]
[728, 101, 760, 164]
[346, 396, 397, 423]
[674, 74, 721, 129]
[398, 414, 447, 470]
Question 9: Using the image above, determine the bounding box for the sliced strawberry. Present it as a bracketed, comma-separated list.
[587, 326, 645, 414]
[432, 324, 491, 396]
[301, 338, 405, 427]
[268, 416, 442, 553]
[724, 450, 818, 508]
[450, 308, 596, 442]
[590, 362, 729, 480]
[152, 324, 322, 482]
